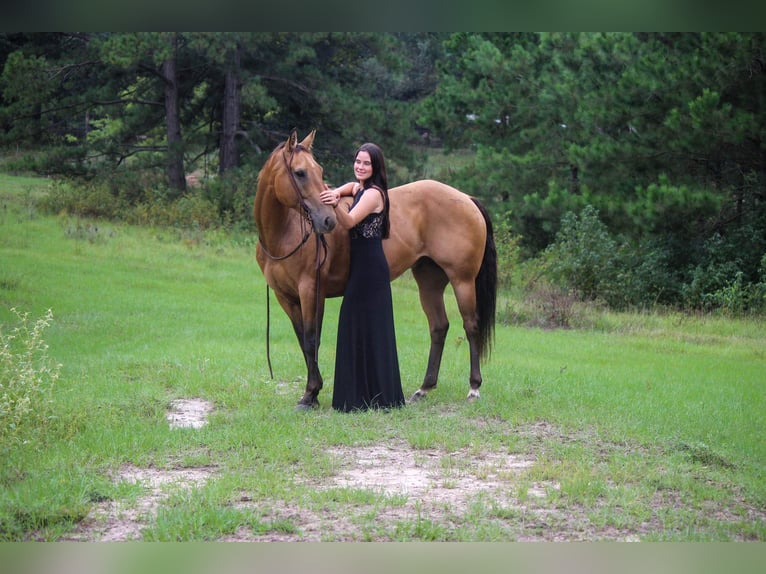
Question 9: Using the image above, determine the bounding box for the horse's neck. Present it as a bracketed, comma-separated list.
[255, 181, 296, 247]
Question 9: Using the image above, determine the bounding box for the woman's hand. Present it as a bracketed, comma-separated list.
[320, 188, 340, 207]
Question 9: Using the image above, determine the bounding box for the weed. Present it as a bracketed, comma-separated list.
[0, 308, 61, 450]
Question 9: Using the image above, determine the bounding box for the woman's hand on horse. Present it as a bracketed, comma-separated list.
[320, 188, 340, 207]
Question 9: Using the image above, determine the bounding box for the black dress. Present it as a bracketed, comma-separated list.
[332, 188, 406, 412]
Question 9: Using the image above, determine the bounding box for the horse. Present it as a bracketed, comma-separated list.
[255, 130, 497, 410]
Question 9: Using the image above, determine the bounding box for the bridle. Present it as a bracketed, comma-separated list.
[259, 144, 329, 379]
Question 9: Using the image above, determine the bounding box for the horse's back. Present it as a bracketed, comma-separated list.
[387, 180, 487, 280]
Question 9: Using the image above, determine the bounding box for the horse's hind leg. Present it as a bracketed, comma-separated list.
[410, 259, 449, 402]
[452, 280, 482, 402]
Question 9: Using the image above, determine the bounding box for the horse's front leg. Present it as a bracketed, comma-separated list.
[295, 286, 325, 410]
[277, 292, 323, 410]
[296, 326, 322, 410]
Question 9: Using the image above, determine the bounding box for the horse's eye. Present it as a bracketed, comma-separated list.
[295, 169, 306, 178]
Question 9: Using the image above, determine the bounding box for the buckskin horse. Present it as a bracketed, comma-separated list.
[255, 130, 497, 410]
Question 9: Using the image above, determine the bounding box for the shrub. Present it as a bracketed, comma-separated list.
[611, 238, 680, 310]
[0, 308, 61, 450]
[493, 211, 521, 290]
[701, 262, 766, 316]
[38, 178, 127, 219]
[129, 193, 220, 230]
[200, 166, 258, 230]
[543, 205, 618, 303]
[680, 233, 766, 314]
[523, 282, 580, 329]
[39, 176, 222, 231]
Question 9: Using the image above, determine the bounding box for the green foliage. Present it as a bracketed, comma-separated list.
[538, 203, 766, 315]
[543, 206, 619, 303]
[38, 178, 128, 219]
[610, 238, 680, 309]
[3, 32, 766, 314]
[129, 193, 221, 230]
[199, 166, 258, 231]
[627, 175, 722, 237]
[492, 211, 521, 290]
[418, 32, 766, 312]
[0, 51, 55, 143]
[683, 247, 766, 315]
[37, 172, 223, 231]
[0, 308, 61, 450]
[705, 272, 763, 316]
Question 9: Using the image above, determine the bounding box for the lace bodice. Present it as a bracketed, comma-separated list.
[349, 188, 386, 239]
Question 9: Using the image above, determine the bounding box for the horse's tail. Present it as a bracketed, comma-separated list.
[471, 197, 497, 361]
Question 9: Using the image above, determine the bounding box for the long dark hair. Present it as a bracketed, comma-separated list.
[355, 142, 390, 238]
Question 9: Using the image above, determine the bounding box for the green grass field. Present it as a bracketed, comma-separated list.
[1, 174, 764, 541]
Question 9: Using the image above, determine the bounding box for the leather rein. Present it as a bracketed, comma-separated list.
[259, 145, 328, 379]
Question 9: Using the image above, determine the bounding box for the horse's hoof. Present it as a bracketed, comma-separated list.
[295, 399, 319, 411]
[409, 389, 429, 403]
[466, 389, 480, 403]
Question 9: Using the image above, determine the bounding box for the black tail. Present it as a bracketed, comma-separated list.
[471, 198, 497, 362]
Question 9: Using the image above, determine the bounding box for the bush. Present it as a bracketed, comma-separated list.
[681, 234, 766, 314]
[200, 166, 258, 230]
[493, 211, 521, 290]
[129, 193, 220, 230]
[38, 176, 223, 231]
[0, 308, 61, 450]
[38, 178, 128, 219]
[699, 259, 766, 316]
[611, 238, 680, 310]
[543, 205, 619, 303]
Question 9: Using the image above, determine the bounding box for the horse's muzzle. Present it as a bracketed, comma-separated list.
[312, 212, 337, 234]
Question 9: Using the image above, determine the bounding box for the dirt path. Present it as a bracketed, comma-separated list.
[62, 400, 759, 542]
[64, 399, 216, 541]
[64, 398, 565, 541]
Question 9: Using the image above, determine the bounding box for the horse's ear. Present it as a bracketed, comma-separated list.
[286, 129, 298, 153]
[300, 129, 316, 151]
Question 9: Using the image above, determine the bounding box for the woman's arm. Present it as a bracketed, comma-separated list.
[333, 187, 384, 230]
[336, 182, 356, 198]
[319, 182, 356, 207]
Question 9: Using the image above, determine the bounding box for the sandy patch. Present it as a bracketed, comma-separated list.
[325, 441, 551, 513]
[166, 398, 214, 429]
[63, 398, 216, 541]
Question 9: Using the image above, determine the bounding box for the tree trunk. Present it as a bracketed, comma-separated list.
[163, 34, 186, 196]
[219, 46, 242, 175]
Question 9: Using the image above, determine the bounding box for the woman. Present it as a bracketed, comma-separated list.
[319, 143, 406, 412]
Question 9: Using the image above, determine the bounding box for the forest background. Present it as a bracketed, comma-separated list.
[1, 32, 765, 314]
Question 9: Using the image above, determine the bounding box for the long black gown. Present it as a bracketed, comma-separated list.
[331, 188, 406, 412]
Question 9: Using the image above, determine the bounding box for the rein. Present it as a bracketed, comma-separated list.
[259, 144, 328, 379]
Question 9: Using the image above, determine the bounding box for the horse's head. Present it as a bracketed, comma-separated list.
[274, 129, 336, 234]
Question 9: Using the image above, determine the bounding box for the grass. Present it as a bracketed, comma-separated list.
[0, 173, 764, 541]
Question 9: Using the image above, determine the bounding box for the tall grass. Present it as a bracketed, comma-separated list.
[0, 307, 61, 448]
[0, 174, 764, 541]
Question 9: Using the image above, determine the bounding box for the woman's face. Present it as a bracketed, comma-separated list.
[354, 150, 373, 183]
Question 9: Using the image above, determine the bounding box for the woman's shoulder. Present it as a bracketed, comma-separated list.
[368, 184, 387, 200]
